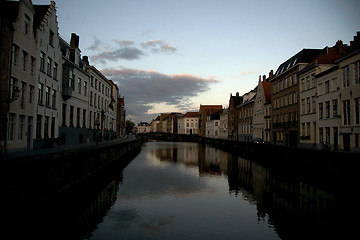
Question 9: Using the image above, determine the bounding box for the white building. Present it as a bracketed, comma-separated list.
[7, 0, 38, 152]
[219, 109, 228, 139]
[299, 41, 346, 149]
[137, 122, 151, 133]
[178, 112, 199, 135]
[253, 74, 271, 142]
[59, 34, 89, 145]
[315, 66, 341, 150]
[33, 1, 61, 149]
[205, 112, 221, 138]
[337, 33, 360, 152]
[87, 60, 117, 141]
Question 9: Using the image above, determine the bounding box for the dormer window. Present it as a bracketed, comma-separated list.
[24, 14, 30, 35]
[49, 30, 54, 47]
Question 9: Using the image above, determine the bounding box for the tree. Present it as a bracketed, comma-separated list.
[125, 120, 135, 134]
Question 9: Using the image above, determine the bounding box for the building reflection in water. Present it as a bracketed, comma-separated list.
[147, 142, 349, 239]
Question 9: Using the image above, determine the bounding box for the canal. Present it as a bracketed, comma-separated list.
[4, 141, 353, 239]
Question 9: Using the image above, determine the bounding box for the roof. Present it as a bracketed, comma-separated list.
[230, 94, 243, 106]
[33, 3, 54, 31]
[273, 49, 324, 79]
[199, 105, 222, 111]
[183, 112, 199, 118]
[262, 81, 271, 103]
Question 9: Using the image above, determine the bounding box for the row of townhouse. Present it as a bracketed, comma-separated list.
[141, 32, 359, 152]
[0, 0, 126, 156]
[233, 33, 360, 152]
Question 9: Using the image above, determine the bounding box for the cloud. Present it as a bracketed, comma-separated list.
[141, 39, 177, 54]
[89, 38, 177, 63]
[91, 46, 145, 62]
[101, 68, 219, 122]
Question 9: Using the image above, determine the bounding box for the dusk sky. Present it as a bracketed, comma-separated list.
[32, 0, 360, 124]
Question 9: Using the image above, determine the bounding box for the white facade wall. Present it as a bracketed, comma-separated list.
[7, 0, 38, 151]
[206, 117, 220, 138]
[34, 2, 61, 146]
[219, 110, 228, 139]
[338, 52, 360, 151]
[316, 68, 341, 150]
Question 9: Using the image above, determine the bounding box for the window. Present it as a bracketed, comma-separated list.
[12, 44, 19, 66]
[45, 86, 50, 106]
[301, 99, 305, 114]
[90, 92, 93, 106]
[78, 78, 81, 94]
[62, 104, 67, 126]
[307, 98, 311, 114]
[356, 61, 360, 84]
[355, 98, 360, 124]
[22, 50, 28, 71]
[343, 65, 350, 87]
[325, 101, 330, 118]
[83, 109, 87, 128]
[8, 114, 15, 141]
[301, 78, 305, 91]
[53, 63, 58, 80]
[319, 128, 323, 143]
[44, 116, 49, 139]
[70, 106, 74, 126]
[306, 122, 310, 137]
[49, 30, 54, 46]
[30, 57, 35, 75]
[18, 115, 25, 141]
[325, 80, 330, 93]
[38, 83, 44, 104]
[306, 76, 311, 90]
[84, 81, 87, 96]
[52, 90, 56, 108]
[332, 99, 338, 117]
[312, 96, 316, 113]
[77, 108, 81, 127]
[36, 115, 42, 139]
[312, 75, 316, 88]
[20, 82, 26, 110]
[29, 85, 34, 103]
[24, 14, 30, 35]
[319, 102, 323, 119]
[94, 93, 97, 107]
[343, 100, 350, 125]
[47, 57, 52, 76]
[325, 127, 330, 144]
[40, 52, 45, 72]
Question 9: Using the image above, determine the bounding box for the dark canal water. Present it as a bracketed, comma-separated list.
[4, 141, 354, 239]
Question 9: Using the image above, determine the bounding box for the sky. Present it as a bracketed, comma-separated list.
[31, 0, 360, 124]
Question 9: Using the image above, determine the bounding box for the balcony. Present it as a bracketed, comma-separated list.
[62, 85, 72, 100]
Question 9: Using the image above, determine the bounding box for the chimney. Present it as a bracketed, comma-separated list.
[70, 33, 79, 48]
[336, 40, 344, 54]
[236, 92, 239, 97]
[268, 70, 274, 80]
[262, 75, 266, 82]
[82, 56, 89, 66]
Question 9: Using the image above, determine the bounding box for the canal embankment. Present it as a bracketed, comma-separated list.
[1, 136, 141, 211]
[138, 132, 359, 178]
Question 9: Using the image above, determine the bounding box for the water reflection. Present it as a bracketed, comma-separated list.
[5, 142, 351, 239]
[85, 142, 352, 239]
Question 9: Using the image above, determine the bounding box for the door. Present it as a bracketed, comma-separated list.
[27, 117, 33, 151]
[343, 134, 350, 151]
[333, 127, 338, 151]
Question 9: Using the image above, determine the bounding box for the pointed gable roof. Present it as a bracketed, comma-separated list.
[262, 81, 271, 103]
